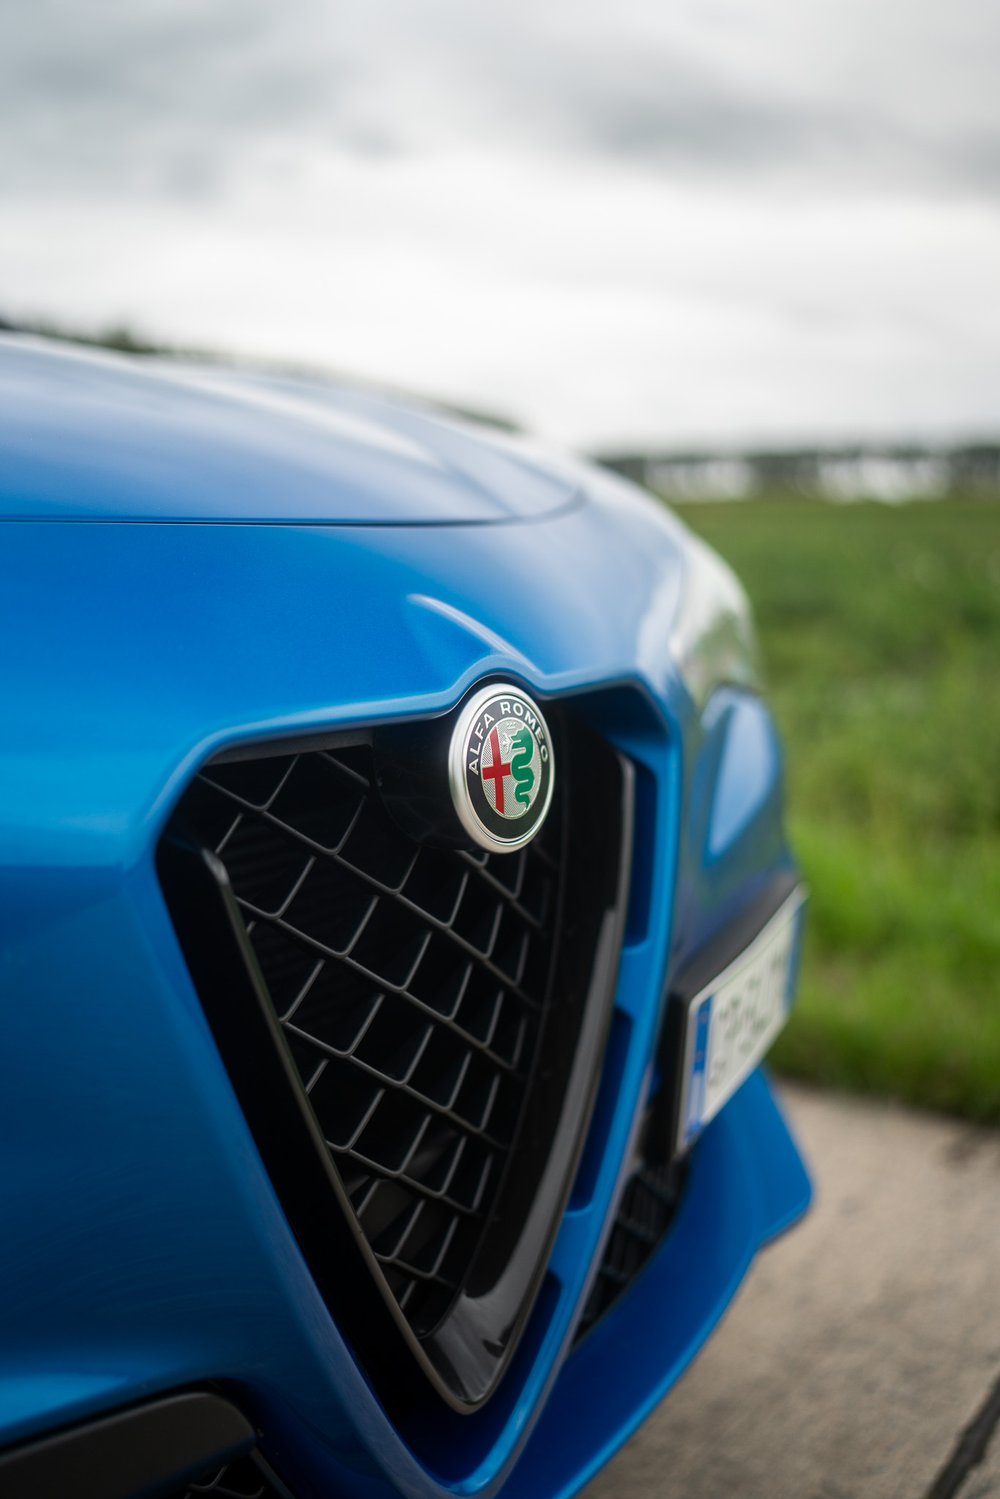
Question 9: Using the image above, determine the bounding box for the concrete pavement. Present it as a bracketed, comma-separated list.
[583, 1084, 1000, 1499]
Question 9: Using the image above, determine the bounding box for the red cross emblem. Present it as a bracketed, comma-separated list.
[481, 727, 513, 815]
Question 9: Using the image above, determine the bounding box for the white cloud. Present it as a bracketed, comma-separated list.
[2, 0, 998, 446]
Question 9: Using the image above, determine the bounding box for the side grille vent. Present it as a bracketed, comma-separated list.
[161, 702, 632, 1411]
[574, 1157, 684, 1343]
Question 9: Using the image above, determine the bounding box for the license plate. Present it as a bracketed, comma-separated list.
[678, 887, 806, 1149]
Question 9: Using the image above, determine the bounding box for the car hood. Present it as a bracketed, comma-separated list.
[0, 337, 580, 525]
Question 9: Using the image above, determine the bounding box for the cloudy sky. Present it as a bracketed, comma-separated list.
[2, 0, 999, 448]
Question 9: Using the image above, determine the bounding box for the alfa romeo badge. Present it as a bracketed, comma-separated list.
[449, 684, 554, 853]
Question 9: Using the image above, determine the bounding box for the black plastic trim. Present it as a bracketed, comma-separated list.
[0, 1391, 254, 1499]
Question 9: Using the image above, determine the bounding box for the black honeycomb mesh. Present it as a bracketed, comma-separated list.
[573, 1158, 683, 1342]
[186, 741, 562, 1339]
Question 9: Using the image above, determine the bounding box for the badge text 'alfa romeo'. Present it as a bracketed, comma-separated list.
[448, 684, 554, 853]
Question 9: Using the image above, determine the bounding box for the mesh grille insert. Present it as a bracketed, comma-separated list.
[574, 1158, 684, 1342]
[193, 742, 563, 1339]
[163, 703, 633, 1410]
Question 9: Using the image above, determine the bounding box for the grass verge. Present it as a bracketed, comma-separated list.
[673, 497, 1000, 1122]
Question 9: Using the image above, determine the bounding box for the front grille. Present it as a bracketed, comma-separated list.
[184, 742, 560, 1338]
[574, 1157, 684, 1342]
[162, 700, 632, 1411]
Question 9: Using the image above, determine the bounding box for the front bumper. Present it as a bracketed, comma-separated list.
[0, 496, 810, 1499]
[0, 1073, 808, 1499]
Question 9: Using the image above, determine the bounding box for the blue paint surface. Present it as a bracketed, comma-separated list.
[705, 690, 784, 859]
[0, 336, 809, 1499]
[0, 338, 578, 523]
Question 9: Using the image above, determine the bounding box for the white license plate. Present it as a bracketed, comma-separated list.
[678, 887, 806, 1150]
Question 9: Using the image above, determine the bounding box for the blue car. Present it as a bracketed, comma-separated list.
[0, 336, 810, 1499]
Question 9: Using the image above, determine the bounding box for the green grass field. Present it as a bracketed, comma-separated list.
[672, 497, 1000, 1123]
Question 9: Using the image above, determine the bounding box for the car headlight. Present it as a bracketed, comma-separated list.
[669, 532, 761, 711]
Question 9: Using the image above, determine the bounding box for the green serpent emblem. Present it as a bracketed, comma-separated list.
[511, 727, 536, 808]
